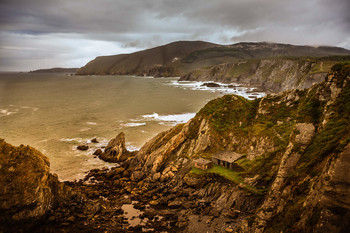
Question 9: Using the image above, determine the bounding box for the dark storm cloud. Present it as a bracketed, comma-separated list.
[0, 0, 349, 71]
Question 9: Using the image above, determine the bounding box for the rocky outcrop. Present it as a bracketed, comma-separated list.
[0, 139, 66, 224]
[128, 62, 350, 232]
[99, 132, 136, 162]
[180, 59, 330, 93]
[77, 145, 89, 151]
[146, 65, 176, 77]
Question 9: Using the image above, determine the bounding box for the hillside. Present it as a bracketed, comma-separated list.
[76, 41, 350, 79]
[180, 56, 350, 93]
[76, 41, 217, 76]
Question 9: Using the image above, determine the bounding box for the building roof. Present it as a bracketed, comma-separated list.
[194, 158, 212, 165]
[211, 151, 244, 163]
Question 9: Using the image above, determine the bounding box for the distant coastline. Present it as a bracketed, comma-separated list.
[29, 67, 79, 74]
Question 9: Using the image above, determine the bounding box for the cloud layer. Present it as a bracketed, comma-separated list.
[1, 0, 349, 71]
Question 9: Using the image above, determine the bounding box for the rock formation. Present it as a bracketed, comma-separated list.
[179, 58, 334, 93]
[99, 132, 136, 162]
[128, 62, 350, 232]
[0, 139, 67, 226]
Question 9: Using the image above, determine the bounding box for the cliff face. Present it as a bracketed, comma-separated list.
[179, 58, 348, 93]
[129, 62, 350, 232]
[0, 140, 67, 224]
[76, 41, 350, 78]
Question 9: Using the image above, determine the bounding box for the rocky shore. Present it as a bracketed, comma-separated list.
[0, 139, 250, 232]
[1, 62, 350, 232]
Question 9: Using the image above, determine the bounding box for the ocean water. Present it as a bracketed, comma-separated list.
[0, 72, 264, 181]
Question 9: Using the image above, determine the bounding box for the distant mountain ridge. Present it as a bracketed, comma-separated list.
[76, 41, 350, 77]
[30, 67, 79, 73]
[76, 41, 217, 76]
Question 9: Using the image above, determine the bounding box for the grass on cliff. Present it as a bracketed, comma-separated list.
[198, 94, 258, 132]
[190, 165, 264, 195]
[226, 60, 257, 77]
[189, 166, 242, 183]
[292, 62, 350, 178]
[264, 62, 350, 232]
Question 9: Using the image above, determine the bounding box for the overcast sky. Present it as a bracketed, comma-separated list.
[0, 0, 349, 71]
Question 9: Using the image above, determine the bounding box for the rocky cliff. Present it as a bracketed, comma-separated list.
[0, 139, 70, 229]
[2, 63, 350, 232]
[180, 57, 350, 93]
[128, 62, 350, 232]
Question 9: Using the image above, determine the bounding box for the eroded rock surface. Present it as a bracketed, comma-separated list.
[99, 132, 136, 162]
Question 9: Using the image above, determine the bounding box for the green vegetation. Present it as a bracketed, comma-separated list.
[297, 87, 324, 124]
[189, 167, 206, 176]
[181, 46, 243, 63]
[292, 62, 350, 178]
[209, 165, 244, 183]
[198, 94, 257, 132]
[189, 165, 243, 183]
[226, 60, 257, 77]
[190, 164, 266, 195]
[309, 61, 338, 74]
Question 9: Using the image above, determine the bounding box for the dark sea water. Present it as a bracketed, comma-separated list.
[0, 72, 264, 180]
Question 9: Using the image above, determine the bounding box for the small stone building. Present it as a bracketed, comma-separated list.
[211, 151, 244, 170]
[193, 158, 212, 170]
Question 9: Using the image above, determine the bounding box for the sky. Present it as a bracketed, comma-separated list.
[0, 0, 349, 71]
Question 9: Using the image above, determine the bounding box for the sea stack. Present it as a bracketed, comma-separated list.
[99, 132, 136, 162]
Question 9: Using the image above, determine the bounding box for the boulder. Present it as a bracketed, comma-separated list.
[77, 145, 89, 151]
[93, 149, 102, 156]
[99, 132, 133, 163]
[149, 200, 159, 206]
[0, 139, 60, 223]
[201, 82, 221, 87]
[168, 200, 182, 208]
[152, 172, 161, 181]
[91, 138, 99, 143]
[131, 171, 145, 181]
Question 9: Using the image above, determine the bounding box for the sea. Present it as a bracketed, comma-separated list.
[0, 72, 264, 181]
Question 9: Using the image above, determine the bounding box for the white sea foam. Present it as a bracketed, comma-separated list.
[86, 122, 97, 125]
[126, 144, 141, 151]
[61, 137, 109, 147]
[60, 137, 84, 143]
[122, 122, 146, 127]
[0, 105, 39, 117]
[142, 112, 196, 125]
[0, 109, 17, 116]
[20, 106, 39, 111]
[167, 80, 265, 100]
